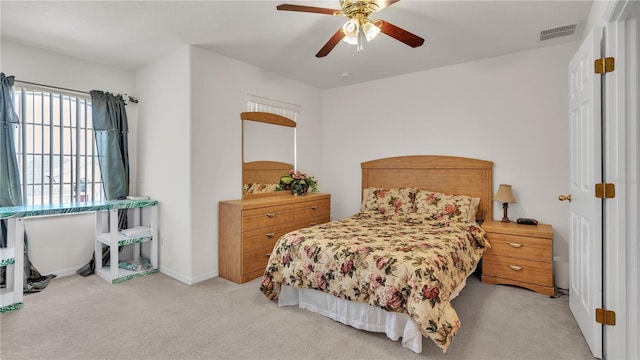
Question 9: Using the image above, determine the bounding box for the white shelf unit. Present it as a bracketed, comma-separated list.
[0, 218, 24, 312]
[94, 204, 158, 284]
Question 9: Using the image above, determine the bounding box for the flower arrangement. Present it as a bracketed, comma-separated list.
[278, 169, 318, 195]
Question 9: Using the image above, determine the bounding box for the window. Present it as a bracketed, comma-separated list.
[12, 85, 104, 206]
[246, 94, 300, 120]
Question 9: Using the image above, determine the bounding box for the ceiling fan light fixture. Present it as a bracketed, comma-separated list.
[362, 19, 380, 42]
[277, 0, 424, 58]
[342, 18, 360, 45]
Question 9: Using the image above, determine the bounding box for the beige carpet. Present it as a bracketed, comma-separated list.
[0, 272, 593, 360]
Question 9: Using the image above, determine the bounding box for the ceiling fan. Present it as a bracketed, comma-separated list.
[277, 0, 425, 58]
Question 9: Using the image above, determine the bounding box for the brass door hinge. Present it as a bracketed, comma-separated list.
[595, 183, 616, 199]
[596, 308, 616, 326]
[594, 57, 615, 74]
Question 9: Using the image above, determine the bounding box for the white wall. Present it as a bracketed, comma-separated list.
[135, 46, 193, 282]
[134, 45, 324, 283]
[322, 41, 579, 263]
[2, 37, 580, 285]
[585, 0, 611, 32]
[1, 39, 137, 276]
[186, 46, 323, 282]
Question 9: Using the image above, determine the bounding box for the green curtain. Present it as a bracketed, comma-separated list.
[0, 73, 22, 208]
[77, 91, 130, 276]
[90, 90, 129, 200]
[0, 73, 55, 292]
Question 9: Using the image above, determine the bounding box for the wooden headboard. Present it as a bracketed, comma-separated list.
[361, 155, 494, 222]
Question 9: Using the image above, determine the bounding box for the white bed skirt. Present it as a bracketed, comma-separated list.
[277, 272, 473, 354]
[278, 285, 423, 353]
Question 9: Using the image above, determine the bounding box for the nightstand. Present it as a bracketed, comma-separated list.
[481, 220, 554, 296]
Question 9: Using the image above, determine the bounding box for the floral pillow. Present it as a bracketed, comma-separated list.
[361, 187, 416, 215]
[245, 183, 279, 194]
[415, 190, 474, 223]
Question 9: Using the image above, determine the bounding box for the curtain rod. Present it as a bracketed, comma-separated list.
[14, 80, 139, 104]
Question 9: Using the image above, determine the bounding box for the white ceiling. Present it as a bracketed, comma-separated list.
[1, 0, 593, 89]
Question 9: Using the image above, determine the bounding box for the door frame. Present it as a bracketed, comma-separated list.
[601, 1, 639, 359]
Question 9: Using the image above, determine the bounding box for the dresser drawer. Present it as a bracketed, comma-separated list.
[294, 197, 330, 210]
[242, 223, 293, 253]
[242, 208, 293, 231]
[242, 204, 290, 217]
[293, 214, 330, 230]
[483, 253, 553, 287]
[294, 205, 330, 222]
[484, 233, 552, 262]
[242, 247, 273, 275]
[294, 198, 330, 220]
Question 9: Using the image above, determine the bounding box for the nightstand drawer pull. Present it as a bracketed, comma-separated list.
[310, 205, 318, 210]
[310, 222, 318, 226]
[265, 232, 275, 238]
[508, 265, 523, 271]
[508, 242, 523, 248]
[265, 253, 271, 257]
[266, 213, 276, 218]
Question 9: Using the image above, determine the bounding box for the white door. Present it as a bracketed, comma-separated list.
[567, 28, 603, 358]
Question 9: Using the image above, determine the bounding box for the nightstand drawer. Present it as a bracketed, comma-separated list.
[484, 233, 552, 262]
[483, 253, 553, 287]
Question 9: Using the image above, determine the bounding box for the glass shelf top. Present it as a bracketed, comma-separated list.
[0, 199, 158, 219]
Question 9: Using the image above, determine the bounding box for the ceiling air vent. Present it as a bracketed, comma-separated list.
[539, 24, 577, 41]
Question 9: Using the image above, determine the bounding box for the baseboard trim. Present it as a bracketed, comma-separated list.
[157, 266, 217, 285]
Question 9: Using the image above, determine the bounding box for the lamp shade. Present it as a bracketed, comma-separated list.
[342, 19, 360, 45]
[362, 19, 381, 41]
[493, 184, 516, 203]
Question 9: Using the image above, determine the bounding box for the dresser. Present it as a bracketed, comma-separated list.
[481, 220, 554, 296]
[218, 193, 330, 283]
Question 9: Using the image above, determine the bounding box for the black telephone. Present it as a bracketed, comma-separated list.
[516, 218, 539, 225]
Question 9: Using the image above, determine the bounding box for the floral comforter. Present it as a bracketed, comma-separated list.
[260, 211, 490, 353]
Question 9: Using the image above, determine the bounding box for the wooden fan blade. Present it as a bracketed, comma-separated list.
[276, 4, 342, 16]
[316, 28, 345, 58]
[378, 20, 424, 48]
[371, 0, 401, 11]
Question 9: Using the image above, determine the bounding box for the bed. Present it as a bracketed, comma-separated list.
[260, 155, 493, 353]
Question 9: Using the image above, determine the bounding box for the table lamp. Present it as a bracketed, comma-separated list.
[494, 184, 516, 222]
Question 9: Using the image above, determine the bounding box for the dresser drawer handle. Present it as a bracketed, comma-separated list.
[508, 242, 523, 248]
[266, 213, 275, 218]
[265, 253, 271, 257]
[266, 232, 275, 238]
[508, 265, 523, 271]
[310, 205, 318, 210]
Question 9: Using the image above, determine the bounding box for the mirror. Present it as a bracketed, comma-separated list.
[241, 112, 296, 197]
[243, 121, 294, 164]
